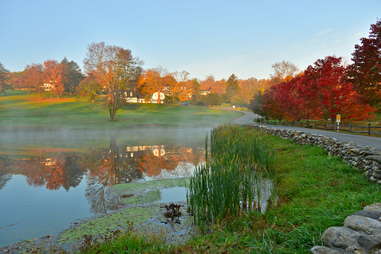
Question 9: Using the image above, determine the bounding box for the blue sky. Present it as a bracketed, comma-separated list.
[1, 0, 380, 79]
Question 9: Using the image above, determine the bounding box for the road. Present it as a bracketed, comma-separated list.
[233, 111, 381, 152]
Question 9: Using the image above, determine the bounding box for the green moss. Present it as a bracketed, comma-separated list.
[112, 178, 189, 195]
[121, 190, 161, 205]
[60, 179, 190, 243]
[58, 206, 160, 243]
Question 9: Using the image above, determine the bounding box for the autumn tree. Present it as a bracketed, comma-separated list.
[190, 78, 201, 102]
[200, 76, 226, 95]
[11, 64, 44, 90]
[61, 58, 84, 94]
[43, 60, 65, 96]
[84, 42, 142, 120]
[137, 68, 176, 103]
[272, 61, 299, 80]
[262, 56, 375, 121]
[172, 71, 193, 102]
[77, 73, 102, 102]
[236, 78, 257, 104]
[347, 20, 381, 107]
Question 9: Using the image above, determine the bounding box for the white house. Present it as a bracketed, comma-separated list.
[41, 82, 54, 92]
[151, 92, 165, 104]
[123, 88, 165, 104]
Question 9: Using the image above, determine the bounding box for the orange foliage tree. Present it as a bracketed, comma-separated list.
[199, 75, 226, 95]
[84, 42, 142, 120]
[137, 69, 176, 103]
[43, 60, 65, 96]
[10, 64, 44, 90]
[172, 71, 193, 102]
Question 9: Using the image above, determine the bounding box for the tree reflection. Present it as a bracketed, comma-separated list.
[0, 157, 11, 190]
[0, 140, 205, 213]
[20, 154, 84, 190]
[86, 138, 142, 214]
[87, 138, 143, 186]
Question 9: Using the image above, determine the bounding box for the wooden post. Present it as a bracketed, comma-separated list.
[368, 123, 371, 136]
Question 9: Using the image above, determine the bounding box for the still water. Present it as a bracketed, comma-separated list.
[0, 127, 208, 247]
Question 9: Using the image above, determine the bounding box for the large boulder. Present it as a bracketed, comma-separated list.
[344, 215, 381, 235]
[322, 227, 362, 249]
[311, 246, 344, 254]
[364, 204, 381, 213]
[354, 209, 381, 221]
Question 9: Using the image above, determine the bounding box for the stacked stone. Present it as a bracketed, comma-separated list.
[255, 127, 381, 182]
[311, 203, 381, 254]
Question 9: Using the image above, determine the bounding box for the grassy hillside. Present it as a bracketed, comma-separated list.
[0, 93, 240, 131]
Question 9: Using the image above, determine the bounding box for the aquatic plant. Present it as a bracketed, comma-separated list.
[187, 125, 274, 229]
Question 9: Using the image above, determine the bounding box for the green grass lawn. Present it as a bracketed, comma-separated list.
[0, 93, 240, 131]
[79, 126, 381, 254]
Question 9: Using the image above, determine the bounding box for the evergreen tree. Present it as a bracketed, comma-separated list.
[0, 63, 9, 93]
[225, 74, 239, 103]
[61, 58, 84, 94]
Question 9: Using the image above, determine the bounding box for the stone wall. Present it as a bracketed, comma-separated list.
[256, 126, 381, 182]
[311, 204, 381, 254]
[253, 126, 381, 253]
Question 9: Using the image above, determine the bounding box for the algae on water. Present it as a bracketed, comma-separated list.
[58, 206, 160, 243]
[121, 190, 161, 205]
[112, 178, 189, 194]
[59, 178, 190, 244]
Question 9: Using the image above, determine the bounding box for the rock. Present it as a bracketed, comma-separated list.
[344, 245, 367, 254]
[365, 204, 381, 213]
[357, 234, 381, 251]
[366, 156, 381, 164]
[345, 215, 381, 235]
[311, 246, 345, 254]
[311, 204, 381, 254]
[322, 226, 362, 249]
[354, 210, 381, 220]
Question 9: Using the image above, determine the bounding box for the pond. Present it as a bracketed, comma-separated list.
[0, 127, 209, 248]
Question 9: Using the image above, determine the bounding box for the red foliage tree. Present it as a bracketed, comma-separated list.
[347, 20, 381, 107]
[263, 57, 375, 121]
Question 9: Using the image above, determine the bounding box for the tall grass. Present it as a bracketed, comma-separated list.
[188, 125, 274, 229]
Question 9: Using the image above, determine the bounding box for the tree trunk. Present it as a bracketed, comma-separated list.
[108, 91, 119, 121]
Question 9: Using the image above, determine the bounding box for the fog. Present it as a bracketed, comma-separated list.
[0, 126, 215, 149]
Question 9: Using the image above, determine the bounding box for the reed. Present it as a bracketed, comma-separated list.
[187, 125, 274, 229]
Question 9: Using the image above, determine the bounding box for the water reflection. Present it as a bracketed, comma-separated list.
[0, 140, 204, 192]
[4, 154, 84, 191]
[0, 139, 205, 215]
[0, 138, 205, 247]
